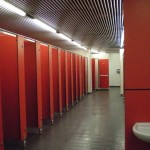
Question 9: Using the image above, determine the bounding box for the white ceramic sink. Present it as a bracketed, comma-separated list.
[133, 123, 150, 143]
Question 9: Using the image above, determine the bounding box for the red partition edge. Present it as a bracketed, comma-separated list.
[71, 53, 74, 105]
[36, 42, 43, 129]
[58, 49, 66, 113]
[17, 36, 27, 141]
[49, 46, 54, 122]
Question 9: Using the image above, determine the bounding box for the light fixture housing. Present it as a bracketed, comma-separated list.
[0, 0, 26, 16]
[33, 19, 56, 33]
[2, 31, 16, 37]
[58, 33, 72, 42]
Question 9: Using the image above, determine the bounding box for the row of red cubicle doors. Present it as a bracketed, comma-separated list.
[0, 33, 88, 149]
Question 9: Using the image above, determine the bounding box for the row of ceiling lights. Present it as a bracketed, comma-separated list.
[0, 0, 88, 50]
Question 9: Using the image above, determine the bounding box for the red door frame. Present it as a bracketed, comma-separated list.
[0, 80, 4, 150]
[17, 36, 27, 141]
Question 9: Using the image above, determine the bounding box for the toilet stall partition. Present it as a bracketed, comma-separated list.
[49, 47, 59, 122]
[92, 58, 96, 91]
[75, 54, 79, 101]
[24, 40, 42, 134]
[82, 57, 85, 95]
[73, 54, 76, 102]
[65, 51, 71, 110]
[58, 49, 66, 116]
[40, 44, 50, 121]
[79, 55, 83, 99]
[0, 81, 4, 150]
[17, 36, 27, 141]
[85, 57, 88, 94]
[0, 33, 25, 144]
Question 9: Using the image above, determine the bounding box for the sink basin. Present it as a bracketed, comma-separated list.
[133, 123, 150, 143]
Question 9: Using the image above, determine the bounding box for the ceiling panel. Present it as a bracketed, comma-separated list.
[0, 0, 123, 51]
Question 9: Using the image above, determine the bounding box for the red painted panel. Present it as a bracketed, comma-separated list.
[85, 57, 88, 93]
[75, 54, 80, 99]
[82, 57, 85, 95]
[99, 59, 109, 88]
[24, 41, 38, 128]
[49, 46, 54, 121]
[0, 81, 4, 150]
[124, 0, 150, 89]
[17, 36, 27, 141]
[0, 34, 21, 141]
[65, 52, 71, 109]
[51, 48, 59, 113]
[71, 53, 74, 104]
[40, 44, 50, 120]
[58, 50, 66, 111]
[73, 54, 76, 101]
[79, 56, 82, 98]
[125, 90, 150, 150]
[92, 59, 96, 91]
[36, 42, 43, 129]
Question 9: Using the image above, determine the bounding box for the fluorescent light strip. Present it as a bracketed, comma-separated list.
[2, 32, 16, 37]
[0, 0, 26, 16]
[33, 19, 56, 33]
[72, 41, 81, 47]
[58, 33, 71, 42]
[121, 28, 124, 47]
[25, 38, 35, 43]
[81, 46, 87, 50]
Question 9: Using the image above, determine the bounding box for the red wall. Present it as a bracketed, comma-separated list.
[24, 41, 38, 128]
[52, 48, 59, 113]
[58, 50, 66, 110]
[92, 59, 95, 91]
[79, 56, 83, 98]
[40, 44, 50, 120]
[124, 0, 150, 149]
[65, 52, 71, 108]
[73, 54, 76, 101]
[0, 81, 4, 150]
[0, 34, 21, 141]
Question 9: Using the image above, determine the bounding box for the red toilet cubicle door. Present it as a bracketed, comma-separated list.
[0, 81, 4, 150]
[99, 59, 109, 88]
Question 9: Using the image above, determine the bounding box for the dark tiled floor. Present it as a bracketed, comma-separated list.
[7, 87, 125, 150]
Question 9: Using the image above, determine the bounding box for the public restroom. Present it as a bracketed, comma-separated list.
[0, 0, 150, 150]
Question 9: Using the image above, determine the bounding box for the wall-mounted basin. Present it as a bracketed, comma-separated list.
[133, 123, 150, 143]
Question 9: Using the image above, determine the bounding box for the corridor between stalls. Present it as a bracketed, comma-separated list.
[0, 32, 88, 150]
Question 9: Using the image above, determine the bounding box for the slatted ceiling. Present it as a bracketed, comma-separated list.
[1, 0, 123, 50]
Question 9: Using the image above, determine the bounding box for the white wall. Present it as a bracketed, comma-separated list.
[109, 53, 121, 86]
[95, 59, 99, 89]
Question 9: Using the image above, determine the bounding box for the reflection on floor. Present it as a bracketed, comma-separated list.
[7, 87, 124, 150]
